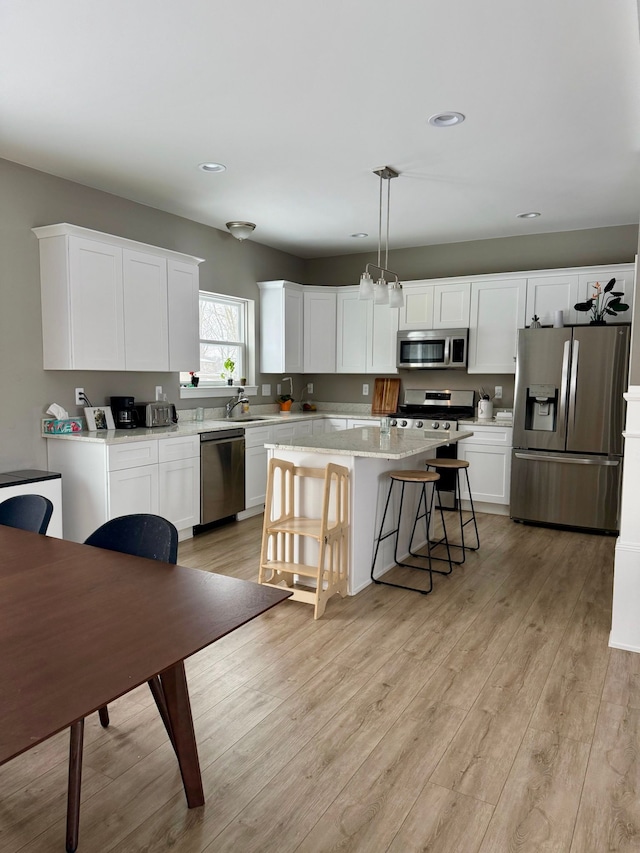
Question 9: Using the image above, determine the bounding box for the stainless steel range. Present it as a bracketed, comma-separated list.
[390, 389, 475, 431]
[390, 390, 476, 508]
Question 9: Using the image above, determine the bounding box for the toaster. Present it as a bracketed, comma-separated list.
[136, 402, 178, 428]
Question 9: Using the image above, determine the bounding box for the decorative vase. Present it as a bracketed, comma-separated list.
[190, 376, 199, 387]
[279, 400, 293, 412]
[227, 378, 234, 385]
[530, 320, 541, 329]
[589, 320, 606, 325]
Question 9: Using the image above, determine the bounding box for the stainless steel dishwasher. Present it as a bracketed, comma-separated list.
[199, 428, 245, 526]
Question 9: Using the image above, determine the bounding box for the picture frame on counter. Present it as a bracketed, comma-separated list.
[84, 406, 115, 431]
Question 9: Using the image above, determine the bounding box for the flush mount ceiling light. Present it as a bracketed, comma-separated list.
[358, 166, 404, 309]
[428, 111, 465, 127]
[517, 211, 541, 219]
[198, 162, 226, 173]
[351, 232, 368, 238]
[226, 221, 256, 241]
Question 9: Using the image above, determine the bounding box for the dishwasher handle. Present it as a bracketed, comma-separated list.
[200, 429, 244, 442]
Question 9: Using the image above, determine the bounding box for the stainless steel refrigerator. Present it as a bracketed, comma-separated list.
[510, 324, 630, 533]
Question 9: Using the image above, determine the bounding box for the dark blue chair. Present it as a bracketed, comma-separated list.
[66, 513, 179, 852]
[0, 494, 54, 535]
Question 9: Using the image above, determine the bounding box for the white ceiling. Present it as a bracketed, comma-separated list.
[2, 0, 639, 258]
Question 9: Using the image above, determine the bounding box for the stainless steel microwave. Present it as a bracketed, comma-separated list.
[397, 328, 468, 369]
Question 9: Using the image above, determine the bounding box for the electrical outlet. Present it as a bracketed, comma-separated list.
[363, 383, 369, 396]
[276, 383, 282, 396]
[155, 385, 163, 401]
[494, 385, 503, 400]
[75, 387, 84, 406]
[307, 382, 314, 394]
[261, 384, 271, 396]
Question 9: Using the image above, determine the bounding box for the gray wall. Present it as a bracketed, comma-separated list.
[302, 225, 639, 285]
[0, 158, 306, 470]
[630, 227, 640, 384]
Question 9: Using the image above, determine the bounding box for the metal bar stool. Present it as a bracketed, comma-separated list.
[424, 458, 480, 564]
[370, 469, 452, 595]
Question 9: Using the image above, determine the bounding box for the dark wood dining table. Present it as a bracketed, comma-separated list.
[0, 525, 291, 850]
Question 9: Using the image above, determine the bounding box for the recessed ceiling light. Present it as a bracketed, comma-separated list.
[198, 162, 226, 173]
[351, 232, 368, 238]
[517, 211, 541, 219]
[428, 112, 465, 127]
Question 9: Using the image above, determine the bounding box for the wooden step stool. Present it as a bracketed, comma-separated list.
[259, 458, 350, 619]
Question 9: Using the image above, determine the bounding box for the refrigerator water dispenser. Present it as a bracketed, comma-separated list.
[526, 384, 557, 432]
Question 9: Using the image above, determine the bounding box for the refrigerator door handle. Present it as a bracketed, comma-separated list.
[514, 452, 620, 467]
[559, 339, 571, 432]
[568, 339, 579, 435]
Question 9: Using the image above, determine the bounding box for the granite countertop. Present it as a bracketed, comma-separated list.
[265, 426, 474, 460]
[42, 410, 383, 444]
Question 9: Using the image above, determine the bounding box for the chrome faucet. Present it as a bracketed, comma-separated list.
[225, 389, 249, 418]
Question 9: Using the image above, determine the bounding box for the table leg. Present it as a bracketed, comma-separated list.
[66, 719, 84, 853]
[159, 661, 204, 808]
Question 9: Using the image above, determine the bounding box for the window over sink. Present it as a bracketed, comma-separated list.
[180, 291, 255, 388]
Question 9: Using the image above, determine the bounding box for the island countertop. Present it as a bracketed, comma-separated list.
[264, 426, 473, 460]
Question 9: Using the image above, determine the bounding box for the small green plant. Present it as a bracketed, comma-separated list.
[221, 357, 235, 380]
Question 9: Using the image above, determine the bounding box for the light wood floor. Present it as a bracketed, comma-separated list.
[3, 511, 640, 852]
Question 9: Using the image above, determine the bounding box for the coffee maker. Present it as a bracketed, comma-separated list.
[110, 396, 139, 429]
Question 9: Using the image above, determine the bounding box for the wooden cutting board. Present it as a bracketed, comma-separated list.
[371, 378, 401, 415]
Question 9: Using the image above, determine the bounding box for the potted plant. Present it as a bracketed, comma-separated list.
[221, 357, 235, 385]
[276, 393, 294, 412]
[574, 278, 629, 325]
[189, 371, 199, 387]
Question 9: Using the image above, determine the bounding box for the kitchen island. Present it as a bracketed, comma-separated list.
[264, 425, 473, 595]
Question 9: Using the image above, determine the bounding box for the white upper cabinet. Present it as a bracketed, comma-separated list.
[576, 268, 635, 324]
[401, 281, 435, 328]
[525, 274, 579, 327]
[336, 288, 398, 374]
[433, 282, 471, 328]
[66, 236, 125, 370]
[303, 287, 336, 373]
[33, 224, 203, 371]
[336, 290, 368, 373]
[399, 280, 470, 330]
[123, 249, 169, 371]
[468, 278, 527, 374]
[167, 259, 200, 371]
[258, 281, 304, 374]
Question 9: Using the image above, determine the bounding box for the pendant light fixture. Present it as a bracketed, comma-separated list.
[358, 166, 403, 308]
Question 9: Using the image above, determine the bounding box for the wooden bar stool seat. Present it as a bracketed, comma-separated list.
[424, 457, 480, 564]
[370, 469, 452, 595]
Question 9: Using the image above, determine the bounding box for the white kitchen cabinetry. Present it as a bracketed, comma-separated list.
[458, 426, 512, 509]
[336, 288, 398, 374]
[325, 418, 349, 432]
[312, 419, 326, 435]
[400, 280, 470, 330]
[243, 419, 316, 513]
[468, 278, 527, 374]
[347, 419, 373, 428]
[576, 268, 635, 323]
[525, 274, 579, 327]
[258, 281, 304, 374]
[158, 436, 200, 530]
[123, 249, 169, 370]
[46, 435, 200, 543]
[168, 259, 200, 370]
[304, 288, 336, 373]
[33, 223, 203, 371]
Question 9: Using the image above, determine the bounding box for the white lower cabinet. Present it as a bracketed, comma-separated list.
[46, 434, 200, 543]
[347, 419, 373, 428]
[457, 426, 513, 507]
[244, 426, 272, 510]
[325, 418, 349, 432]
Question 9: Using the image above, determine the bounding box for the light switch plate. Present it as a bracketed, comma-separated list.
[276, 384, 281, 396]
[262, 384, 271, 396]
[362, 383, 369, 396]
[494, 385, 503, 400]
[155, 385, 163, 401]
